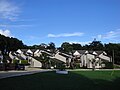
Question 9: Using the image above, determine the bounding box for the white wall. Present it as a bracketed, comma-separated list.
[30, 57, 42, 67]
[99, 53, 110, 62]
[20, 53, 27, 60]
[81, 54, 102, 68]
[54, 52, 66, 63]
[80, 55, 87, 67]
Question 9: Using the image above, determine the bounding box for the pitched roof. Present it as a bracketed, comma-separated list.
[95, 51, 103, 55]
[16, 49, 22, 54]
[41, 50, 53, 56]
[72, 50, 106, 56]
[59, 52, 72, 58]
[34, 49, 40, 54]
[50, 57, 64, 63]
[21, 49, 28, 53]
[73, 51, 80, 56]
[27, 49, 33, 54]
[73, 50, 87, 55]
[31, 49, 37, 52]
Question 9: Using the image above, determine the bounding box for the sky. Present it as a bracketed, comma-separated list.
[0, 0, 120, 47]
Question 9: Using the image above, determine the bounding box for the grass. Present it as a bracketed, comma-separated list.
[0, 70, 120, 90]
[114, 65, 120, 69]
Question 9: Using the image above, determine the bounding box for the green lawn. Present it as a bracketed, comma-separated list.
[0, 70, 120, 90]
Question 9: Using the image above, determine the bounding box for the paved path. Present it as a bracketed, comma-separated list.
[1, 68, 120, 79]
[0, 68, 52, 79]
[67, 69, 120, 71]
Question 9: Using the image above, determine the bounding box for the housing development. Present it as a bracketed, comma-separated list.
[0, 0, 120, 90]
[0, 48, 112, 70]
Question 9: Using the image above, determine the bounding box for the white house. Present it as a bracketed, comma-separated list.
[0, 51, 3, 63]
[7, 49, 112, 69]
[53, 52, 71, 63]
[15, 49, 42, 67]
[34, 49, 41, 57]
[73, 50, 111, 68]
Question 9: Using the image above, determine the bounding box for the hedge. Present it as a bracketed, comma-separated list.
[104, 62, 113, 69]
[21, 60, 29, 65]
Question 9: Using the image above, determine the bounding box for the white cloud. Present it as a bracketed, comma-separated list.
[0, 24, 33, 28]
[97, 29, 120, 40]
[69, 41, 91, 45]
[97, 35, 102, 39]
[48, 32, 84, 38]
[0, 29, 13, 37]
[57, 41, 91, 47]
[0, 0, 20, 21]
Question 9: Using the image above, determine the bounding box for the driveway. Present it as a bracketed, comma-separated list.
[0, 69, 51, 79]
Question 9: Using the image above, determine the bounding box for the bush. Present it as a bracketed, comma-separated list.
[75, 63, 80, 69]
[103, 62, 113, 69]
[56, 63, 66, 70]
[21, 60, 29, 65]
[114, 65, 120, 69]
[13, 59, 19, 64]
[0, 64, 4, 71]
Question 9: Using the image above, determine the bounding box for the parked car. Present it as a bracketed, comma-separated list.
[17, 64, 25, 70]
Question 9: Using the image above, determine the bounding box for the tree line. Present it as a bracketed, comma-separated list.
[0, 34, 120, 64]
[0, 34, 26, 63]
[28, 41, 120, 65]
[59, 41, 120, 64]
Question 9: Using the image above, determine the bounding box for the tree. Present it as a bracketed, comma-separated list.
[46, 42, 56, 53]
[61, 42, 73, 53]
[91, 58, 96, 71]
[0, 35, 8, 64]
[71, 43, 82, 50]
[0, 34, 25, 66]
[89, 39, 104, 50]
[83, 44, 89, 50]
[8, 37, 25, 51]
[39, 53, 51, 68]
[39, 43, 48, 49]
[105, 43, 120, 64]
[47, 42, 55, 50]
[27, 43, 48, 49]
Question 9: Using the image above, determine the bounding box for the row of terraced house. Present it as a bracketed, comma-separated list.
[0, 49, 112, 69]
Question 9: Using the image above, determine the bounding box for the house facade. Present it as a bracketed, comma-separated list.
[0, 51, 3, 63]
[0, 49, 112, 69]
[73, 50, 112, 68]
[9, 49, 42, 68]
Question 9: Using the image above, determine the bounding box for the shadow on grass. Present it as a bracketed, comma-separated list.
[0, 71, 120, 90]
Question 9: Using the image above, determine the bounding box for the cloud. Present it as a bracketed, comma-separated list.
[48, 32, 84, 38]
[57, 41, 91, 47]
[0, 24, 33, 28]
[14, 19, 36, 22]
[0, 29, 13, 37]
[69, 41, 91, 45]
[97, 29, 120, 40]
[0, 0, 20, 21]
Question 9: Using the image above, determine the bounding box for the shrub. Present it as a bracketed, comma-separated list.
[56, 63, 66, 70]
[75, 63, 80, 69]
[113, 65, 120, 69]
[21, 60, 29, 65]
[13, 59, 19, 64]
[103, 62, 113, 69]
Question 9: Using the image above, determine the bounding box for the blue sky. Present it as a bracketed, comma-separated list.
[0, 0, 120, 47]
